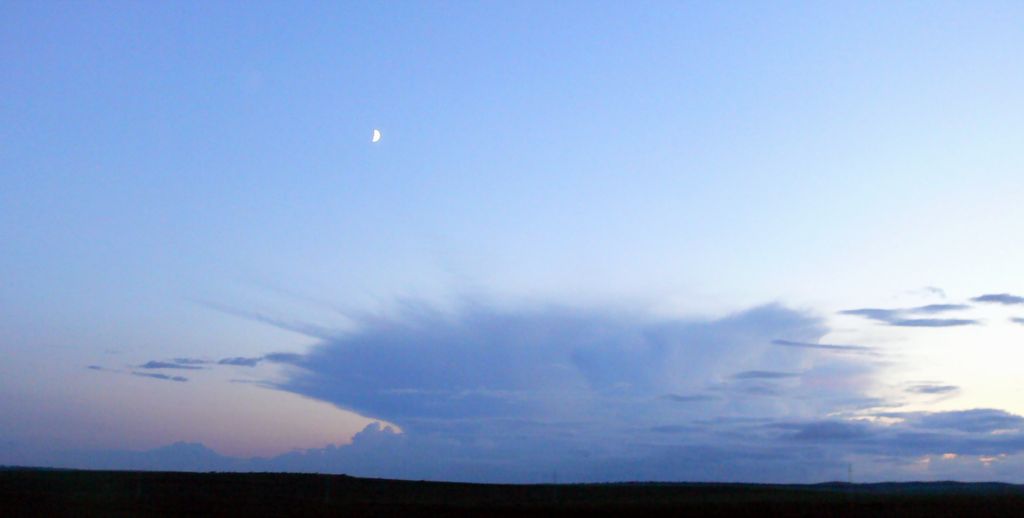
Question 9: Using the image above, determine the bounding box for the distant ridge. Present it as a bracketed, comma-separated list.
[4, 468, 1024, 517]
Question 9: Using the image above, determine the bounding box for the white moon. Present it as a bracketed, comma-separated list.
[371, 129, 382, 143]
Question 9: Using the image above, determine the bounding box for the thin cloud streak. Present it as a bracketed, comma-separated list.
[906, 384, 960, 395]
[131, 372, 188, 382]
[840, 306, 978, 327]
[138, 361, 204, 370]
[195, 300, 340, 340]
[971, 294, 1024, 305]
[770, 339, 875, 353]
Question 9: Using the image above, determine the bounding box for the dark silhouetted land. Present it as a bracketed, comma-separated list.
[3, 468, 1024, 517]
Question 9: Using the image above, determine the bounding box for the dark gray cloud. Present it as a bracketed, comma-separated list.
[972, 293, 1024, 305]
[138, 360, 204, 370]
[906, 384, 959, 395]
[131, 372, 188, 382]
[770, 339, 874, 353]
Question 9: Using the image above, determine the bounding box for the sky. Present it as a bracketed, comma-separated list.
[3, 1, 1024, 483]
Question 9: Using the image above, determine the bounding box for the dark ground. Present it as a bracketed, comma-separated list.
[3, 468, 1024, 517]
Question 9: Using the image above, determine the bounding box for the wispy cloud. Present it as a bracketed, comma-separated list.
[216, 353, 303, 367]
[919, 286, 947, 299]
[911, 304, 971, 314]
[840, 305, 977, 327]
[138, 361, 204, 370]
[770, 339, 875, 354]
[886, 318, 978, 327]
[172, 358, 210, 365]
[971, 293, 1024, 305]
[906, 384, 959, 395]
[218, 357, 263, 367]
[131, 372, 188, 382]
[196, 300, 340, 340]
[884, 409, 1024, 433]
[732, 370, 801, 380]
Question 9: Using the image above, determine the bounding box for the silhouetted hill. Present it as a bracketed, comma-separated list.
[3, 468, 1024, 517]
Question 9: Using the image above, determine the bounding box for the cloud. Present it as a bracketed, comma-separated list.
[264, 302, 833, 426]
[906, 384, 959, 395]
[62, 299, 1024, 483]
[910, 304, 971, 314]
[218, 357, 263, 367]
[839, 306, 977, 327]
[216, 353, 303, 367]
[42, 407, 1024, 483]
[138, 361, 204, 370]
[889, 409, 1024, 434]
[781, 420, 871, 442]
[770, 339, 875, 354]
[886, 318, 977, 327]
[1010, 317, 1024, 326]
[264, 352, 303, 364]
[840, 308, 901, 322]
[172, 358, 210, 365]
[197, 300, 340, 339]
[182, 301, 891, 481]
[732, 370, 801, 380]
[131, 372, 188, 382]
[971, 294, 1024, 305]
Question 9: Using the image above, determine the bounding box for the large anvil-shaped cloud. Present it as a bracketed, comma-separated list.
[265, 303, 869, 433]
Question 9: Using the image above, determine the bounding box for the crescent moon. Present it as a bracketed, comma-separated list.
[371, 129, 382, 143]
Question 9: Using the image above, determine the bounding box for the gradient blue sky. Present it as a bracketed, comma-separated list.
[3, 1, 1024, 482]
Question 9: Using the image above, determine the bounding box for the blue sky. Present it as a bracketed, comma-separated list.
[3, 1, 1024, 482]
